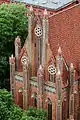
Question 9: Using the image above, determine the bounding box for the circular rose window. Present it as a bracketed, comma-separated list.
[21, 55, 29, 66]
[48, 65, 56, 75]
[34, 25, 42, 37]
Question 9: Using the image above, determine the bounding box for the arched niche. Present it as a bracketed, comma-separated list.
[31, 92, 37, 107]
[18, 88, 23, 108]
[46, 98, 52, 120]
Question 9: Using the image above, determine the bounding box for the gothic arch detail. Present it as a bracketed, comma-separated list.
[31, 92, 37, 107]
[18, 88, 23, 108]
[46, 98, 52, 120]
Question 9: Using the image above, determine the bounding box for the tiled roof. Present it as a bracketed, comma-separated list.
[48, 4, 80, 69]
[15, 0, 76, 10]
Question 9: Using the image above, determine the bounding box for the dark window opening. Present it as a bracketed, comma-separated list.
[35, 35, 42, 75]
[35, 43, 36, 47]
[18, 90, 23, 109]
[49, 74, 56, 83]
[48, 102, 52, 120]
[15, 58, 18, 71]
[32, 92, 37, 107]
[34, 98, 37, 107]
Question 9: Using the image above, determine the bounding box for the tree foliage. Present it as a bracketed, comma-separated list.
[26, 107, 47, 120]
[0, 3, 28, 90]
[0, 89, 47, 120]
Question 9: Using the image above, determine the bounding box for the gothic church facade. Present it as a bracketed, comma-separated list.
[9, 0, 80, 120]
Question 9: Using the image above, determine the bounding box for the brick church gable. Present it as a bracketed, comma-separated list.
[9, 1, 80, 120]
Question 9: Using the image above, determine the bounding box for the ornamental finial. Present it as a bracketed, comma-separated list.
[9, 54, 15, 64]
[11, 54, 13, 58]
[70, 63, 74, 71]
[44, 9, 48, 16]
[37, 65, 44, 75]
[29, 6, 33, 12]
[58, 46, 62, 55]
[15, 36, 21, 45]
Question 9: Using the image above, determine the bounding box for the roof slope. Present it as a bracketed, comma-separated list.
[49, 4, 80, 69]
[16, 0, 76, 10]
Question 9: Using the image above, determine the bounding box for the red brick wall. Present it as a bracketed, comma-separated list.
[49, 4, 80, 69]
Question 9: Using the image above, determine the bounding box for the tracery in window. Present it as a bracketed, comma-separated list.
[34, 23, 42, 74]
[34, 24, 42, 37]
[49, 74, 56, 82]
[48, 62, 56, 83]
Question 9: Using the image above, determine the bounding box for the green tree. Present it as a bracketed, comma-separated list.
[0, 89, 13, 120]
[0, 89, 24, 120]
[0, 89, 47, 120]
[0, 3, 28, 90]
[26, 107, 47, 120]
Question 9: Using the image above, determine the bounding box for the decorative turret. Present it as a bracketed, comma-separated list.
[28, 5, 34, 64]
[41, 9, 48, 67]
[69, 63, 75, 120]
[58, 46, 62, 55]
[14, 36, 21, 71]
[56, 46, 63, 74]
[56, 47, 63, 120]
[37, 65, 44, 108]
[29, 6, 33, 13]
[44, 9, 48, 17]
[9, 54, 15, 95]
[21, 54, 30, 109]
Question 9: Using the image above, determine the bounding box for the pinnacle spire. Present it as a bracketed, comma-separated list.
[58, 46, 62, 55]
[44, 9, 48, 16]
[70, 63, 74, 71]
[29, 6, 33, 12]
[15, 36, 21, 46]
[11, 54, 13, 58]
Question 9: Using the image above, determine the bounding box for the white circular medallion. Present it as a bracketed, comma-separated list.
[48, 65, 56, 75]
[34, 25, 42, 37]
[21, 56, 29, 66]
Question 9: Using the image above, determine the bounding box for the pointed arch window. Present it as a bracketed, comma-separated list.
[31, 92, 37, 107]
[18, 88, 23, 108]
[49, 74, 56, 83]
[34, 24, 43, 74]
[46, 98, 52, 120]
